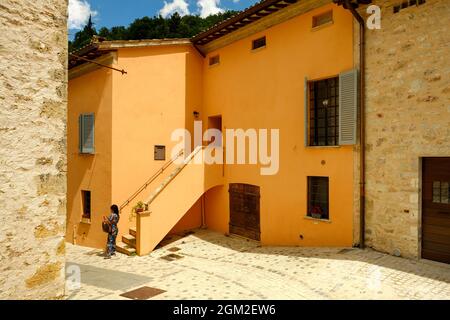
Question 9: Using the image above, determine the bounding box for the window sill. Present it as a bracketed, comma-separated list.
[304, 216, 331, 223]
[306, 145, 341, 149]
[311, 21, 334, 32]
[80, 217, 91, 224]
[251, 46, 266, 53]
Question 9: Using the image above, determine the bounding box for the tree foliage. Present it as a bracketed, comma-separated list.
[69, 11, 238, 52]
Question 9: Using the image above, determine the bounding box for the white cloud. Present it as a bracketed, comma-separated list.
[197, 0, 224, 18]
[68, 0, 97, 30]
[159, 0, 190, 18]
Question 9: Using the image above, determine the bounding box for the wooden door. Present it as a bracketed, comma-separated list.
[229, 183, 260, 241]
[422, 157, 450, 264]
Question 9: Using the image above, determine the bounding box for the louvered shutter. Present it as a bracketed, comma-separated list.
[78, 115, 83, 153]
[339, 69, 358, 145]
[80, 113, 95, 153]
[304, 77, 309, 147]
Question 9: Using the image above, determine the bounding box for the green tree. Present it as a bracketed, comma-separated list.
[70, 15, 97, 52]
[69, 11, 240, 52]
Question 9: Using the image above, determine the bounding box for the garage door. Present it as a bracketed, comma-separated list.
[229, 183, 260, 241]
[422, 157, 450, 264]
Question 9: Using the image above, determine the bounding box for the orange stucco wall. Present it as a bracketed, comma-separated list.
[111, 45, 204, 242]
[67, 45, 204, 249]
[67, 3, 356, 250]
[201, 4, 355, 247]
[66, 68, 112, 248]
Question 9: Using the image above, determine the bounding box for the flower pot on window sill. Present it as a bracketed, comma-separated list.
[311, 213, 322, 220]
[135, 208, 144, 213]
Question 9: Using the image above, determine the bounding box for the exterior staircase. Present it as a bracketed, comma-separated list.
[116, 227, 137, 255]
[115, 146, 223, 256]
[136, 146, 223, 255]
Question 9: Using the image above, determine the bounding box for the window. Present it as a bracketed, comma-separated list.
[312, 11, 333, 28]
[81, 190, 91, 219]
[154, 145, 166, 161]
[209, 55, 220, 66]
[79, 113, 95, 154]
[307, 177, 329, 220]
[433, 181, 450, 204]
[252, 36, 266, 50]
[308, 77, 339, 146]
[393, 0, 426, 13]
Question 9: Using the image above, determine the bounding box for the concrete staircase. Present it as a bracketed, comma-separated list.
[116, 227, 137, 255]
[136, 146, 224, 255]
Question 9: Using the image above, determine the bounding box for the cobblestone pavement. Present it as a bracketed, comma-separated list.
[65, 229, 450, 300]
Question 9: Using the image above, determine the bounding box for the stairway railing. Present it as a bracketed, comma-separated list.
[144, 145, 205, 207]
[119, 149, 184, 211]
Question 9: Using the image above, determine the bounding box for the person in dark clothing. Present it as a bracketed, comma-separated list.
[103, 204, 120, 259]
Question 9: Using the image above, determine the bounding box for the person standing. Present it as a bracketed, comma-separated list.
[103, 204, 120, 259]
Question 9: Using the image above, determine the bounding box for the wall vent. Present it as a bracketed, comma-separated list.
[312, 10, 333, 28]
[393, 0, 426, 14]
[209, 55, 220, 66]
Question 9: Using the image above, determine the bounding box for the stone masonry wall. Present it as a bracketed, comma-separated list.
[0, 1, 67, 298]
[357, 0, 450, 258]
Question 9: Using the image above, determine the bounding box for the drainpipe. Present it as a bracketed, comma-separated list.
[337, 0, 367, 248]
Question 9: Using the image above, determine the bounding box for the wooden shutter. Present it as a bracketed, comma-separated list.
[80, 113, 95, 153]
[304, 77, 309, 147]
[339, 69, 358, 145]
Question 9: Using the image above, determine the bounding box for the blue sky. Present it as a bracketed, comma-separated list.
[68, 0, 258, 39]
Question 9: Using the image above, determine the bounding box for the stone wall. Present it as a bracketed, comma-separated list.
[357, 0, 450, 258]
[0, 0, 67, 298]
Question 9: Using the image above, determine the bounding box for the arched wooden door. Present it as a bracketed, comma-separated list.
[229, 183, 260, 241]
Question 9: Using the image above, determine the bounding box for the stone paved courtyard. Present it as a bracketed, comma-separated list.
[65, 229, 450, 300]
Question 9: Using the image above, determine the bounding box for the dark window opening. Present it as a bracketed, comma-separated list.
[154, 145, 166, 161]
[252, 36, 266, 50]
[308, 77, 339, 146]
[307, 177, 329, 220]
[82, 190, 91, 219]
[312, 11, 333, 28]
[393, 0, 426, 13]
[209, 55, 220, 66]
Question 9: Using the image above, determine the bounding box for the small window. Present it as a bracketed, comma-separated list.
[393, 0, 426, 13]
[209, 55, 220, 66]
[307, 177, 329, 220]
[79, 113, 95, 154]
[154, 145, 166, 161]
[81, 190, 91, 219]
[252, 36, 266, 50]
[308, 77, 339, 146]
[312, 11, 333, 28]
[433, 181, 450, 204]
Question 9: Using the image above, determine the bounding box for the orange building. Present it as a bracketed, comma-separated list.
[67, 1, 359, 255]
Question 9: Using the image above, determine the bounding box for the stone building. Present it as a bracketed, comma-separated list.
[0, 0, 68, 299]
[352, 0, 450, 262]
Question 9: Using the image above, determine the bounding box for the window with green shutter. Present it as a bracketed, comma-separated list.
[79, 113, 95, 154]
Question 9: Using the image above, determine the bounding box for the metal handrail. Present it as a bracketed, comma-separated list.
[144, 145, 206, 207]
[119, 149, 184, 210]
